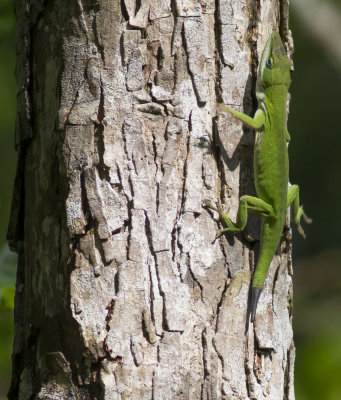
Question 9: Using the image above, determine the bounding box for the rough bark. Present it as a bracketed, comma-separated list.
[8, 0, 295, 399]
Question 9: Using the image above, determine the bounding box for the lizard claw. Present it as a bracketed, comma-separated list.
[203, 200, 222, 215]
[297, 224, 306, 240]
[204, 200, 240, 234]
[203, 200, 218, 212]
[303, 213, 313, 225]
[217, 103, 234, 115]
[296, 205, 312, 238]
[215, 230, 224, 239]
[216, 228, 231, 238]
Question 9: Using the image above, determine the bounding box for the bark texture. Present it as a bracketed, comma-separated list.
[9, 0, 295, 399]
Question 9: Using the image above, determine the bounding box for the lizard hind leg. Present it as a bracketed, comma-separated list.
[203, 196, 274, 237]
[203, 200, 240, 235]
[287, 184, 312, 239]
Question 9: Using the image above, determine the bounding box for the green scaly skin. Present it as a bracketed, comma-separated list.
[204, 32, 311, 322]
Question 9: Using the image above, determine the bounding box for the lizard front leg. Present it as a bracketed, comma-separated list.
[217, 103, 265, 130]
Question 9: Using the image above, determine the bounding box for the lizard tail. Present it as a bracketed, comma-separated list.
[250, 219, 284, 322]
[251, 288, 262, 323]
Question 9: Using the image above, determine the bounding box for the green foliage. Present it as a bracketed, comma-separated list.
[295, 333, 341, 400]
[0, 247, 16, 396]
[0, 247, 16, 287]
[290, 11, 341, 256]
[0, 0, 16, 389]
[0, 307, 13, 398]
[0, 2, 14, 45]
[0, 0, 16, 252]
[0, 287, 14, 310]
[290, 10, 341, 395]
[0, 1, 16, 385]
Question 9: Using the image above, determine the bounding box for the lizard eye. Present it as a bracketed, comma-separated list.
[266, 57, 274, 69]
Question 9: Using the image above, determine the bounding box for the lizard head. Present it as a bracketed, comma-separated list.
[256, 32, 291, 93]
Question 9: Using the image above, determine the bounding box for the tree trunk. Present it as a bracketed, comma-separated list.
[8, 0, 295, 399]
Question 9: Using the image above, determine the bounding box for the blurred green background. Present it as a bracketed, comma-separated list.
[0, 0, 340, 399]
[0, 1, 17, 398]
[289, 1, 341, 398]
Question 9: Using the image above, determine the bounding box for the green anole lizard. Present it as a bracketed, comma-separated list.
[204, 32, 311, 322]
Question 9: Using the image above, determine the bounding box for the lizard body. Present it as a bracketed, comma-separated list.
[205, 32, 311, 322]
